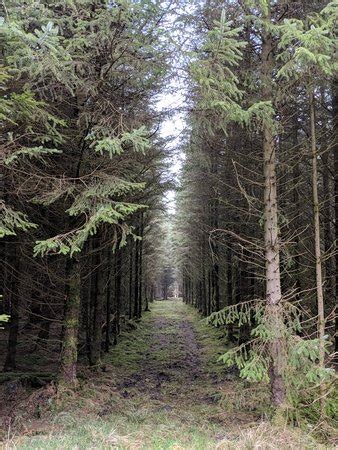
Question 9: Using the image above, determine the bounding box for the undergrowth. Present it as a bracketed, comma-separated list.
[2, 300, 336, 449]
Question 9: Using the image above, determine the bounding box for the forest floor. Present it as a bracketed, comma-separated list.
[1, 300, 330, 449]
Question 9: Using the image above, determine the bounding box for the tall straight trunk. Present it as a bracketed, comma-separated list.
[309, 89, 325, 412]
[114, 247, 122, 341]
[201, 261, 207, 316]
[87, 251, 99, 359]
[186, 277, 190, 304]
[186, 276, 189, 304]
[90, 247, 105, 368]
[211, 152, 220, 311]
[238, 261, 251, 344]
[3, 247, 20, 371]
[201, 236, 207, 315]
[213, 260, 220, 311]
[84, 269, 92, 359]
[105, 245, 113, 352]
[189, 277, 193, 305]
[320, 86, 335, 306]
[58, 257, 81, 386]
[197, 279, 202, 312]
[226, 243, 236, 343]
[144, 288, 149, 311]
[134, 230, 139, 317]
[183, 275, 188, 304]
[128, 244, 133, 320]
[137, 213, 144, 318]
[332, 79, 338, 356]
[292, 127, 302, 303]
[261, 6, 286, 406]
[206, 269, 210, 316]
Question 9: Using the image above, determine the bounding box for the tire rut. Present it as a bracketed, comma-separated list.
[117, 311, 202, 398]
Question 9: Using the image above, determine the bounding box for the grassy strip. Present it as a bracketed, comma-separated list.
[4, 300, 332, 449]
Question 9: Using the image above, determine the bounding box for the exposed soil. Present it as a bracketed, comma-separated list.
[1, 300, 262, 448]
[118, 315, 202, 397]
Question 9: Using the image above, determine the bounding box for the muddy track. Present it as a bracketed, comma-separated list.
[1, 300, 261, 449]
[117, 310, 202, 399]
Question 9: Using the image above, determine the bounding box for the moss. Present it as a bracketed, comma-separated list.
[8, 300, 331, 450]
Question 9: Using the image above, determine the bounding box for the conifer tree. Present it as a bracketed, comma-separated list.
[177, 0, 337, 413]
[1, 0, 171, 384]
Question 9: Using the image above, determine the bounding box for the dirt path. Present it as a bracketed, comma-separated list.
[6, 300, 260, 449]
[101, 300, 259, 441]
[4, 300, 330, 449]
[116, 305, 202, 401]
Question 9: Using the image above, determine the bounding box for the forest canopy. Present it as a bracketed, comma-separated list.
[0, 0, 337, 447]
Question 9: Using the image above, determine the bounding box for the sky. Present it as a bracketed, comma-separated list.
[154, 0, 198, 214]
[156, 88, 186, 214]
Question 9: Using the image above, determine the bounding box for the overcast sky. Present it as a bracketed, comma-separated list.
[156, 87, 186, 214]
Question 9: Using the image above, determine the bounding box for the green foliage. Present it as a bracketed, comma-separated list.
[0, 202, 37, 237]
[2, 0, 166, 260]
[0, 314, 10, 325]
[93, 127, 150, 158]
[0, 67, 65, 145]
[277, 4, 337, 82]
[34, 202, 145, 257]
[68, 181, 146, 213]
[190, 7, 279, 135]
[207, 302, 336, 418]
[190, 17, 246, 128]
[208, 300, 264, 327]
[94, 138, 125, 157]
[4, 146, 62, 165]
[0, 314, 10, 331]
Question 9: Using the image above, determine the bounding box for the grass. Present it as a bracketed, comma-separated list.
[2, 300, 334, 449]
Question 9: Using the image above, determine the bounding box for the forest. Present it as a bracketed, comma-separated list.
[0, 0, 337, 448]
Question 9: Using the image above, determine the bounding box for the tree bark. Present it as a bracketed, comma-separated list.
[114, 247, 122, 343]
[58, 257, 81, 386]
[90, 246, 105, 368]
[137, 213, 144, 318]
[128, 244, 133, 320]
[332, 79, 338, 356]
[261, 5, 286, 407]
[134, 226, 140, 317]
[105, 245, 113, 352]
[226, 243, 236, 343]
[309, 88, 325, 413]
[3, 247, 20, 371]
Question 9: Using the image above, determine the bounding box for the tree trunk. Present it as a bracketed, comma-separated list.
[309, 88, 325, 413]
[128, 244, 133, 320]
[332, 78, 338, 356]
[90, 246, 105, 368]
[134, 230, 139, 317]
[105, 245, 112, 353]
[3, 247, 20, 371]
[226, 243, 236, 343]
[261, 6, 286, 407]
[201, 260, 207, 316]
[114, 247, 122, 343]
[58, 257, 81, 386]
[137, 213, 144, 318]
[238, 261, 251, 345]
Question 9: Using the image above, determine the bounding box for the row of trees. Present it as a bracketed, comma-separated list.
[175, 0, 336, 415]
[0, 0, 173, 386]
